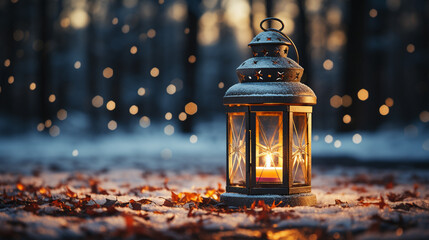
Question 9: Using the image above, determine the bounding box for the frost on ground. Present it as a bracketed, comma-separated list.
[1, 167, 428, 239]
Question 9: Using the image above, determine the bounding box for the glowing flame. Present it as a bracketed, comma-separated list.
[265, 153, 273, 168]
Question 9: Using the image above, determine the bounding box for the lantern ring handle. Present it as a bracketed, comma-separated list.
[260, 17, 284, 31]
[269, 28, 300, 64]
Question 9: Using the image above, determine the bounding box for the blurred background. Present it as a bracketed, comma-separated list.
[0, 0, 428, 169]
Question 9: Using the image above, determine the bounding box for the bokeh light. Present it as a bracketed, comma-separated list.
[103, 67, 114, 79]
[129, 105, 138, 115]
[106, 100, 116, 111]
[185, 102, 198, 115]
[139, 116, 150, 128]
[379, 105, 389, 116]
[108, 120, 117, 131]
[92, 95, 104, 108]
[357, 89, 369, 101]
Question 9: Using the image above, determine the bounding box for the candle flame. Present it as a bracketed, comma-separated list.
[265, 153, 272, 168]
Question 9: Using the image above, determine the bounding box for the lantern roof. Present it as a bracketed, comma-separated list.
[224, 18, 316, 105]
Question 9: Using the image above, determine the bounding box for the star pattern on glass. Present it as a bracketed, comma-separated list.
[254, 70, 263, 80]
[229, 116, 246, 183]
[292, 116, 308, 184]
[256, 116, 282, 183]
[277, 71, 284, 81]
[238, 73, 245, 82]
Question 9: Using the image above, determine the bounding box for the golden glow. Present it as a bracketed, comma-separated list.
[330, 95, 342, 108]
[139, 116, 150, 128]
[60, 18, 71, 28]
[188, 55, 196, 63]
[147, 29, 156, 38]
[164, 124, 174, 135]
[369, 9, 378, 18]
[167, 2, 187, 22]
[419, 111, 429, 123]
[57, 109, 67, 120]
[70, 9, 89, 29]
[357, 89, 369, 101]
[178, 112, 187, 121]
[166, 84, 176, 95]
[343, 114, 351, 124]
[8, 76, 14, 84]
[37, 123, 45, 132]
[92, 95, 104, 108]
[4, 59, 10, 67]
[190, 135, 198, 143]
[129, 105, 138, 115]
[406, 44, 415, 53]
[385, 98, 394, 107]
[49, 125, 60, 137]
[103, 67, 114, 79]
[137, 87, 146, 96]
[108, 120, 117, 131]
[334, 140, 342, 148]
[29, 82, 36, 91]
[198, 11, 219, 46]
[112, 17, 118, 25]
[327, 30, 347, 51]
[379, 105, 389, 116]
[106, 100, 116, 111]
[352, 133, 362, 144]
[323, 59, 334, 70]
[218, 82, 224, 89]
[74, 61, 81, 69]
[185, 102, 198, 115]
[342, 95, 352, 107]
[150, 67, 159, 77]
[325, 134, 333, 144]
[184, 28, 190, 34]
[122, 24, 130, 34]
[264, 153, 273, 168]
[165, 112, 172, 120]
[45, 119, 52, 128]
[130, 46, 138, 54]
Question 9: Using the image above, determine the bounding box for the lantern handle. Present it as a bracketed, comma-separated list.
[260, 17, 299, 64]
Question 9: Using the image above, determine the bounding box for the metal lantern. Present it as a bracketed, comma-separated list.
[220, 18, 317, 207]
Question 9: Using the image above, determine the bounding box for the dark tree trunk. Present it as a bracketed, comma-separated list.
[265, 0, 273, 20]
[182, 0, 200, 133]
[297, 0, 312, 86]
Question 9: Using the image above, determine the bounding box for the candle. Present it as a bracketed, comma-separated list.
[255, 153, 282, 183]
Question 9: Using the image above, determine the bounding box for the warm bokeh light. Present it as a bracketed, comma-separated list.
[45, 119, 52, 128]
[185, 102, 198, 115]
[164, 124, 174, 135]
[342, 95, 352, 107]
[49, 125, 60, 137]
[334, 140, 342, 148]
[70, 9, 89, 29]
[190, 135, 198, 143]
[57, 109, 67, 120]
[419, 111, 429, 123]
[178, 112, 187, 121]
[166, 84, 176, 95]
[385, 98, 394, 107]
[60, 18, 71, 28]
[106, 100, 116, 111]
[8, 76, 14, 84]
[103, 67, 114, 79]
[218, 82, 224, 89]
[92, 95, 104, 108]
[129, 105, 138, 115]
[165, 112, 172, 120]
[147, 29, 156, 38]
[138, 87, 146, 96]
[369, 9, 378, 18]
[122, 24, 130, 34]
[325, 135, 333, 144]
[406, 44, 415, 53]
[37, 123, 45, 132]
[130, 46, 138, 54]
[343, 114, 351, 124]
[357, 89, 369, 101]
[167, 2, 186, 21]
[112, 17, 118, 25]
[4, 59, 10, 67]
[198, 11, 219, 46]
[352, 133, 362, 144]
[49, 94, 56, 103]
[323, 59, 334, 70]
[150, 67, 159, 77]
[29, 82, 36, 91]
[72, 149, 79, 157]
[330, 95, 342, 108]
[74, 61, 81, 69]
[379, 105, 389, 116]
[188, 55, 196, 63]
[108, 120, 117, 131]
[139, 116, 150, 128]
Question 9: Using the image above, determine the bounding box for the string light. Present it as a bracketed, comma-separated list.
[147, 29, 156, 38]
[330, 95, 342, 108]
[185, 102, 198, 115]
[130, 46, 137, 54]
[342, 95, 352, 107]
[325, 135, 333, 144]
[165, 112, 172, 120]
[45, 119, 52, 128]
[164, 124, 174, 135]
[49, 94, 56, 103]
[29, 82, 36, 91]
[188, 55, 196, 63]
[4, 59, 10, 67]
[106, 100, 116, 111]
[379, 105, 389, 116]
[74, 61, 81, 69]
[334, 140, 342, 148]
[108, 120, 117, 131]
[49, 125, 60, 137]
[343, 114, 351, 124]
[103, 67, 113, 78]
[72, 149, 79, 157]
[352, 133, 362, 144]
[178, 112, 187, 121]
[129, 105, 138, 115]
[369, 9, 378, 18]
[57, 109, 67, 120]
[218, 82, 224, 89]
[8, 76, 14, 84]
[357, 89, 369, 101]
[190, 135, 198, 143]
[92, 95, 104, 108]
[323, 59, 334, 70]
[37, 123, 45, 132]
[139, 116, 150, 128]
[385, 98, 394, 107]
[166, 84, 176, 95]
[150, 67, 159, 77]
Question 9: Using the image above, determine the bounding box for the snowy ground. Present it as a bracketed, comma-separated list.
[0, 119, 429, 239]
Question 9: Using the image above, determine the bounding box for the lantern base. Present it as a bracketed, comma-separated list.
[220, 192, 316, 207]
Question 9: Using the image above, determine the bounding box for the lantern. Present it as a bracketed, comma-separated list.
[220, 18, 317, 207]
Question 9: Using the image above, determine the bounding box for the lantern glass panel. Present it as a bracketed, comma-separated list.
[292, 113, 310, 185]
[228, 112, 246, 187]
[255, 112, 283, 184]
